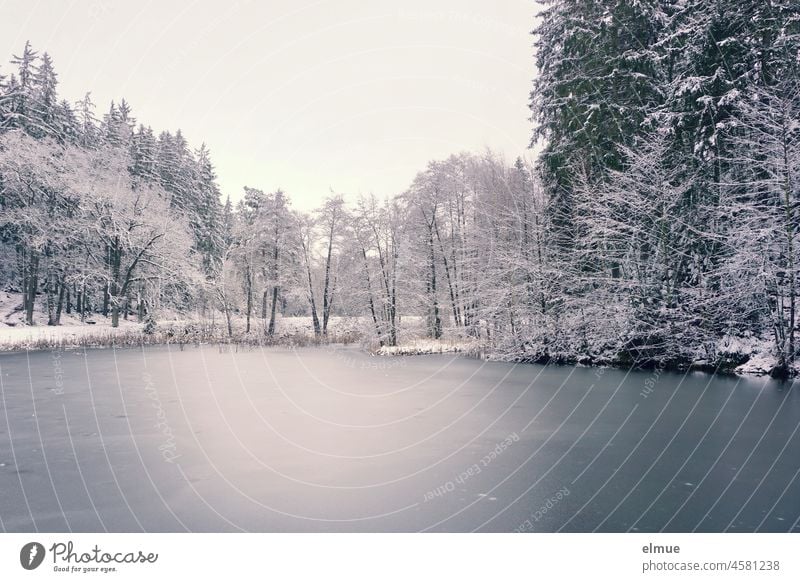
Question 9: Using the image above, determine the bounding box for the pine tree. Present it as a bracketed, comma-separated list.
[193, 143, 223, 274]
[129, 124, 159, 184]
[6, 41, 39, 133]
[0, 66, 9, 126]
[75, 93, 100, 148]
[102, 100, 134, 148]
[531, 0, 664, 251]
[53, 99, 79, 144]
[31, 52, 58, 138]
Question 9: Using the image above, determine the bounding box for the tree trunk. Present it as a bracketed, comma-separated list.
[46, 264, 57, 326]
[243, 264, 252, 334]
[428, 231, 441, 339]
[137, 285, 145, 322]
[79, 281, 87, 322]
[306, 263, 321, 337]
[110, 237, 121, 328]
[54, 276, 65, 325]
[224, 303, 233, 337]
[301, 239, 321, 336]
[103, 244, 111, 317]
[360, 248, 383, 346]
[268, 223, 282, 337]
[389, 241, 398, 347]
[268, 285, 279, 336]
[217, 287, 233, 338]
[103, 282, 110, 317]
[783, 132, 796, 362]
[434, 218, 461, 327]
[24, 252, 39, 326]
[322, 231, 334, 336]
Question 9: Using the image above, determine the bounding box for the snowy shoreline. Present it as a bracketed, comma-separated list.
[0, 316, 789, 378]
[374, 337, 792, 379]
[0, 312, 363, 353]
[0, 322, 360, 352]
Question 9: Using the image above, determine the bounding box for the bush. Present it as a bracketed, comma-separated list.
[143, 315, 157, 335]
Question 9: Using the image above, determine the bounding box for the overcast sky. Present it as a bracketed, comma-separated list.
[1, 0, 535, 208]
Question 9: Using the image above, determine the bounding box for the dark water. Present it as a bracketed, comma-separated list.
[0, 344, 798, 532]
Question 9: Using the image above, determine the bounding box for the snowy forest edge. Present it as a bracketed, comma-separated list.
[1, 1, 799, 378]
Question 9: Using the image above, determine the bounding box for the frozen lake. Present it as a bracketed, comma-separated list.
[1, 345, 798, 532]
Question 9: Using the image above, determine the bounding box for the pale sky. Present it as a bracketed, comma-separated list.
[1, 0, 535, 208]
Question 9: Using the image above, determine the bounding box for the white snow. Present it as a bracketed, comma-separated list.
[0, 291, 145, 349]
[376, 338, 483, 356]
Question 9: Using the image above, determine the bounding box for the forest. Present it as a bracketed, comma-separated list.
[0, 0, 799, 375]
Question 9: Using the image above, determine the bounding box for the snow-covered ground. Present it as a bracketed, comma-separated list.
[710, 333, 784, 376]
[0, 291, 146, 348]
[0, 291, 367, 350]
[376, 338, 483, 356]
[0, 320, 141, 347]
